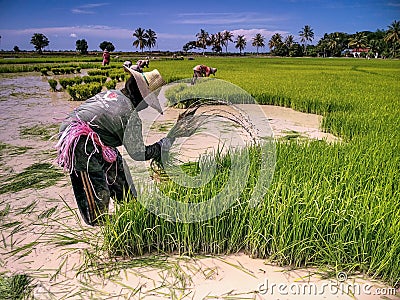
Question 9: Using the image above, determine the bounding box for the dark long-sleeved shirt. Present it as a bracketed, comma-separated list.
[60, 90, 161, 161]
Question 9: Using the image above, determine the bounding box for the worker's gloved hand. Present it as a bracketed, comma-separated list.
[152, 137, 175, 169]
[157, 137, 175, 152]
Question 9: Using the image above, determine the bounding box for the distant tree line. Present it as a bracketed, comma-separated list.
[22, 20, 400, 58]
[183, 20, 400, 58]
[25, 27, 157, 55]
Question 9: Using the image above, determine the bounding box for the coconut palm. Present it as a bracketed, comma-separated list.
[146, 29, 157, 52]
[252, 33, 265, 55]
[210, 32, 223, 54]
[221, 30, 234, 53]
[329, 32, 348, 56]
[369, 39, 383, 57]
[284, 35, 295, 48]
[268, 33, 283, 53]
[235, 35, 247, 55]
[348, 32, 368, 51]
[133, 27, 148, 52]
[196, 29, 209, 55]
[384, 20, 400, 57]
[299, 25, 314, 56]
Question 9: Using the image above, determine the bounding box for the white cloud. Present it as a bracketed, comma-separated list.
[71, 3, 109, 14]
[71, 9, 94, 14]
[80, 3, 109, 8]
[175, 12, 286, 25]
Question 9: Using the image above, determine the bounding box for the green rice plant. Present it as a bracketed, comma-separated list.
[58, 76, 83, 89]
[19, 123, 59, 141]
[0, 162, 64, 194]
[51, 67, 62, 75]
[0, 273, 35, 300]
[40, 67, 49, 76]
[0, 64, 38, 73]
[67, 82, 102, 101]
[63, 67, 75, 74]
[99, 58, 400, 286]
[47, 78, 58, 91]
[109, 70, 127, 82]
[82, 75, 107, 84]
[104, 79, 117, 90]
[0, 56, 101, 65]
[87, 69, 109, 76]
[1, 56, 399, 287]
[164, 78, 254, 108]
[0, 143, 31, 159]
[101, 146, 264, 256]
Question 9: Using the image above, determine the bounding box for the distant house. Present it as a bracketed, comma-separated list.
[342, 48, 370, 58]
[352, 48, 369, 57]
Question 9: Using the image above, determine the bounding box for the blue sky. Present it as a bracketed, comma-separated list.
[0, 0, 398, 52]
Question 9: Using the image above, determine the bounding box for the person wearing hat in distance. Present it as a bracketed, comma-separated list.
[123, 60, 149, 73]
[55, 63, 173, 226]
[191, 64, 217, 84]
[102, 49, 111, 66]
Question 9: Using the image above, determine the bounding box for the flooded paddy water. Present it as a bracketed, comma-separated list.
[0, 72, 395, 299]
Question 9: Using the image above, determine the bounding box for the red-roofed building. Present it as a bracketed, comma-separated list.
[351, 48, 370, 57]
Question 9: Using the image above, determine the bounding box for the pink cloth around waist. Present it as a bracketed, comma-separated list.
[55, 119, 117, 172]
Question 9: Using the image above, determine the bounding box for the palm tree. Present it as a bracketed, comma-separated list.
[235, 35, 247, 55]
[348, 32, 368, 52]
[252, 33, 265, 55]
[284, 35, 295, 56]
[196, 29, 209, 55]
[327, 34, 340, 56]
[133, 27, 148, 52]
[146, 29, 157, 52]
[384, 20, 400, 57]
[299, 25, 314, 56]
[210, 32, 223, 54]
[221, 30, 234, 53]
[284, 35, 295, 48]
[324, 32, 348, 57]
[369, 39, 383, 57]
[268, 33, 283, 53]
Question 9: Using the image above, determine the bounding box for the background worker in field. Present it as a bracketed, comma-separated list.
[102, 49, 111, 66]
[192, 64, 217, 84]
[55, 62, 173, 226]
[123, 59, 150, 73]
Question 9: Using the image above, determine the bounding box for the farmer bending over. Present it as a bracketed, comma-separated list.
[123, 59, 150, 73]
[192, 64, 217, 84]
[55, 63, 173, 226]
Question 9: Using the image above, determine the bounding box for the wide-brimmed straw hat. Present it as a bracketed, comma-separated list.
[123, 64, 166, 114]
